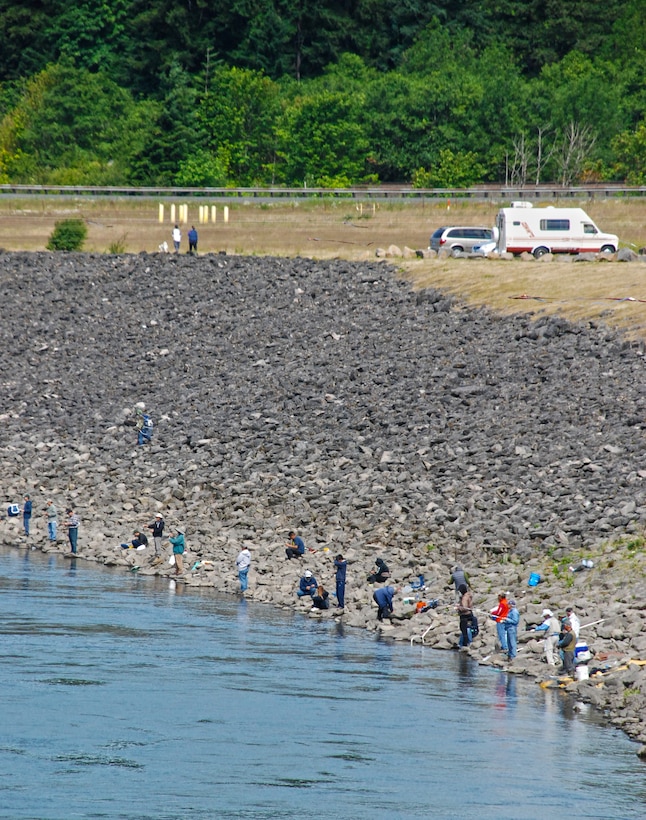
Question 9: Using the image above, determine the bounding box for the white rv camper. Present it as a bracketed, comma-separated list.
[495, 203, 618, 258]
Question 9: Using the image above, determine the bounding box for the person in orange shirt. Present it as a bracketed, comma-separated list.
[490, 592, 510, 653]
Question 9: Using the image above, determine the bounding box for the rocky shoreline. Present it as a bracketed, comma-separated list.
[1, 250, 645, 754]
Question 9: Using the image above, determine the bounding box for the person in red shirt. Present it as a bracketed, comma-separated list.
[490, 592, 510, 653]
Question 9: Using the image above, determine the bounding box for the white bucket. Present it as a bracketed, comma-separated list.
[575, 665, 589, 681]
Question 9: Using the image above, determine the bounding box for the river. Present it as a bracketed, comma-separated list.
[0, 545, 644, 819]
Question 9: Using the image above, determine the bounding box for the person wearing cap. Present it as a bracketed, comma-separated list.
[297, 570, 318, 598]
[147, 513, 165, 557]
[504, 599, 520, 660]
[566, 606, 581, 639]
[373, 585, 397, 621]
[65, 507, 80, 555]
[557, 622, 576, 675]
[236, 544, 251, 592]
[534, 609, 561, 665]
[285, 531, 306, 560]
[490, 593, 510, 653]
[169, 528, 185, 575]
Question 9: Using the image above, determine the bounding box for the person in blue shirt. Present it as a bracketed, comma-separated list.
[334, 554, 347, 608]
[373, 586, 397, 621]
[504, 599, 520, 660]
[286, 531, 306, 560]
[297, 570, 317, 597]
[22, 495, 32, 536]
[187, 226, 198, 255]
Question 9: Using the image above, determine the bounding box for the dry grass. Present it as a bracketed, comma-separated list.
[2, 194, 646, 338]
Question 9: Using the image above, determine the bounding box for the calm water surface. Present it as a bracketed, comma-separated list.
[0, 545, 644, 819]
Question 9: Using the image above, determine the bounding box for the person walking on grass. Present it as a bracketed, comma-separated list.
[172, 224, 181, 253]
[187, 226, 198, 255]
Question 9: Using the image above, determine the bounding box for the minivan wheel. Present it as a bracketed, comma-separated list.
[599, 244, 615, 254]
[533, 246, 550, 259]
[450, 245, 464, 257]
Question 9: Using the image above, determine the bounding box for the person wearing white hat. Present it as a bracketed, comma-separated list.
[147, 513, 165, 557]
[534, 608, 561, 665]
[297, 570, 317, 598]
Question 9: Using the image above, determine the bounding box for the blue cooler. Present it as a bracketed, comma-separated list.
[575, 640, 592, 663]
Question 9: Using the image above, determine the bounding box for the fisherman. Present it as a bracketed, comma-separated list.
[367, 558, 390, 584]
[297, 570, 317, 598]
[504, 599, 520, 660]
[534, 609, 561, 665]
[236, 544, 251, 592]
[44, 499, 58, 543]
[147, 513, 165, 557]
[169, 528, 185, 575]
[311, 585, 330, 611]
[22, 495, 32, 536]
[490, 592, 510, 654]
[450, 565, 469, 600]
[334, 554, 347, 608]
[285, 531, 306, 560]
[557, 623, 576, 676]
[373, 585, 397, 621]
[456, 583, 474, 648]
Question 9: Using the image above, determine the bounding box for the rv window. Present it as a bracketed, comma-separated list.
[583, 223, 598, 234]
[539, 219, 570, 231]
[513, 221, 521, 226]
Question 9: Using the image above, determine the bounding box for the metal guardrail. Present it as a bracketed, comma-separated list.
[1, 184, 645, 200]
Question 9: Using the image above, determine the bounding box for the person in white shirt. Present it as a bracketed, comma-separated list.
[236, 545, 251, 592]
[534, 608, 561, 665]
[172, 224, 181, 253]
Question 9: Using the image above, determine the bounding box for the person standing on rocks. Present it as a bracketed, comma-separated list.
[135, 403, 154, 446]
[504, 599, 520, 660]
[566, 606, 581, 639]
[22, 495, 32, 536]
[297, 570, 317, 598]
[169, 528, 185, 575]
[187, 225, 198, 255]
[367, 558, 390, 584]
[172, 224, 181, 253]
[334, 554, 347, 608]
[236, 544, 251, 592]
[373, 585, 397, 621]
[285, 531, 306, 560]
[450, 565, 469, 601]
[147, 513, 165, 559]
[534, 609, 561, 665]
[44, 499, 57, 543]
[456, 583, 474, 648]
[557, 622, 576, 676]
[65, 507, 79, 555]
[490, 593, 510, 654]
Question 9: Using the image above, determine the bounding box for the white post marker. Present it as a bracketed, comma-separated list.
[158, 203, 164, 223]
[224, 206, 229, 224]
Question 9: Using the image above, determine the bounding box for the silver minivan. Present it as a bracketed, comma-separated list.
[430, 226, 493, 256]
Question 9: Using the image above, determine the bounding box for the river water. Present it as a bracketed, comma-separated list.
[1, 545, 644, 820]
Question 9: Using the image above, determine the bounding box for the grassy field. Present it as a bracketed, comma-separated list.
[2, 194, 646, 338]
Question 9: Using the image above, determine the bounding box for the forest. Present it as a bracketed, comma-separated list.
[0, 0, 645, 188]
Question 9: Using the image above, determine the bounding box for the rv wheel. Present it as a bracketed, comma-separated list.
[600, 245, 615, 254]
[533, 246, 549, 259]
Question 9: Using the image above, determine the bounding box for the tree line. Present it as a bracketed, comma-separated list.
[0, 0, 645, 187]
